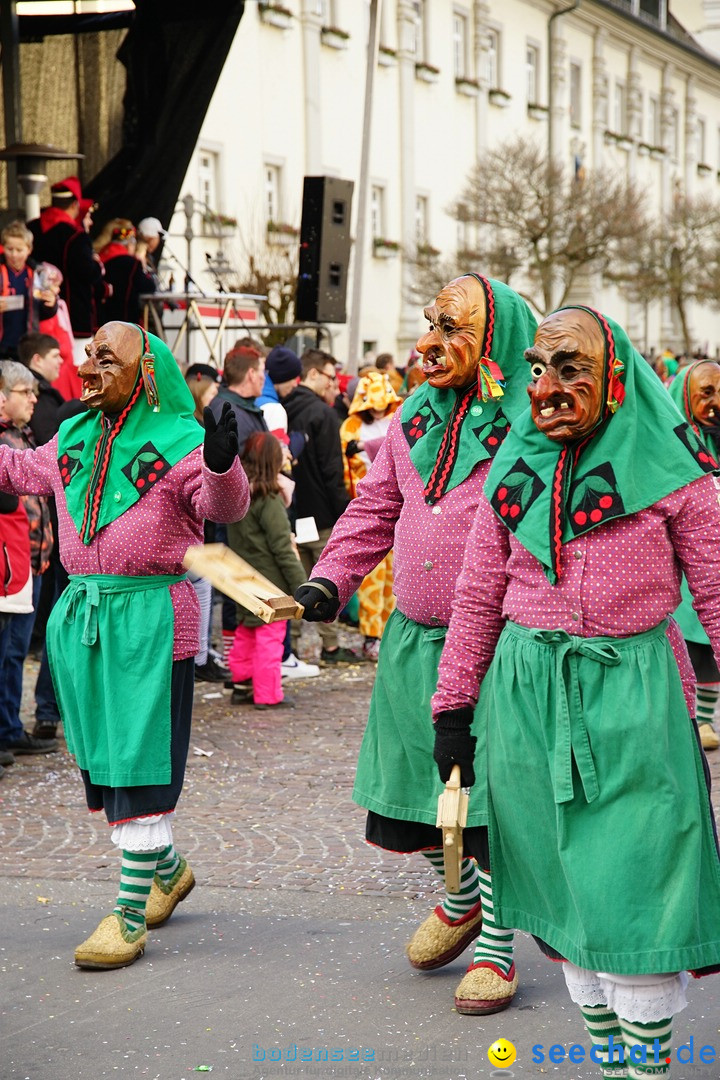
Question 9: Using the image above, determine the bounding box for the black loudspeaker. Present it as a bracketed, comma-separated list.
[296, 176, 354, 324]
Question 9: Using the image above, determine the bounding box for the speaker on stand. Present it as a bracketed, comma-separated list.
[295, 176, 354, 324]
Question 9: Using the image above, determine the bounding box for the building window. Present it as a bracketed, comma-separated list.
[614, 81, 627, 135]
[698, 117, 707, 163]
[648, 96, 660, 146]
[484, 28, 499, 88]
[453, 12, 468, 79]
[198, 150, 218, 213]
[414, 0, 427, 62]
[371, 185, 385, 239]
[317, 0, 333, 22]
[264, 164, 281, 224]
[569, 63, 582, 128]
[526, 44, 539, 104]
[415, 195, 429, 245]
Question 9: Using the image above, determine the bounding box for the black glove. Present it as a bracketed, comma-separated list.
[345, 439, 361, 458]
[203, 402, 239, 473]
[433, 706, 477, 788]
[294, 578, 341, 622]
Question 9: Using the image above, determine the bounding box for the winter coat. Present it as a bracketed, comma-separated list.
[30, 209, 107, 336]
[0, 422, 53, 575]
[282, 384, 349, 530]
[226, 491, 306, 628]
[98, 248, 156, 324]
[0, 255, 57, 353]
[208, 387, 267, 457]
[0, 491, 32, 614]
[28, 373, 65, 447]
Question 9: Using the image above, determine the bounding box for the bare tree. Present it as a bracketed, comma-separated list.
[228, 241, 299, 348]
[425, 138, 648, 315]
[613, 191, 720, 354]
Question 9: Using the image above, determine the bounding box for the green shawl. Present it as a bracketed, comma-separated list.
[57, 327, 203, 544]
[484, 308, 716, 583]
[667, 362, 720, 462]
[400, 276, 537, 503]
[667, 362, 719, 645]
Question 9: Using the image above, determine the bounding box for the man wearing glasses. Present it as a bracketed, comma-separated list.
[281, 349, 361, 663]
[0, 361, 58, 756]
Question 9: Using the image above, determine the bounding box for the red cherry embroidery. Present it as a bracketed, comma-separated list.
[590, 508, 603, 523]
[509, 504, 520, 519]
[500, 502, 509, 517]
[148, 472, 157, 482]
[574, 510, 587, 526]
[497, 486, 508, 500]
[136, 478, 145, 489]
[599, 495, 613, 509]
[154, 460, 164, 470]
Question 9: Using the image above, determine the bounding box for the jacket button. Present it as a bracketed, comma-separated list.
[423, 560, 433, 570]
[571, 611, 580, 621]
[113, 491, 122, 502]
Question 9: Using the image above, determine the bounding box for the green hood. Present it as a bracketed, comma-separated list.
[57, 327, 203, 544]
[400, 275, 537, 503]
[484, 308, 716, 582]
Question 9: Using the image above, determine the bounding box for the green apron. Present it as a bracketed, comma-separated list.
[674, 577, 710, 646]
[47, 573, 183, 787]
[484, 620, 720, 974]
[352, 609, 488, 827]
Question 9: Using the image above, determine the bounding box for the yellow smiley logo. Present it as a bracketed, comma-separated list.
[488, 1039, 517, 1068]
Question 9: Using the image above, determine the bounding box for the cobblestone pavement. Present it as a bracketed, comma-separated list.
[0, 630, 440, 900]
[2, 627, 720, 898]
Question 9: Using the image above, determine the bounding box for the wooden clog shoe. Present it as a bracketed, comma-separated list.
[406, 900, 483, 970]
[74, 913, 147, 970]
[145, 857, 195, 929]
[454, 961, 518, 1015]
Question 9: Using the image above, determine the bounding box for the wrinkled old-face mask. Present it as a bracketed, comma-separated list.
[525, 310, 606, 443]
[416, 276, 487, 390]
[78, 323, 141, 414]
[688, 362, 720, 428]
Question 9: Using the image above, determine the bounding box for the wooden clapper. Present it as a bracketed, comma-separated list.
[436, 764, 469, 893]
[183, 543, 304, 622]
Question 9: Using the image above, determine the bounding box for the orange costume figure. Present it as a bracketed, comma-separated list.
[339, 372, 401, 660]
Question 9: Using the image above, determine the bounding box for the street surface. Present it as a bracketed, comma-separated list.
[2, 632, 719, 1080]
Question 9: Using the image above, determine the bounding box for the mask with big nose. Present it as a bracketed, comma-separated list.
[416, 276, 487, 390]
[78, 323, 141, 414]
[526, 310, 606, 443]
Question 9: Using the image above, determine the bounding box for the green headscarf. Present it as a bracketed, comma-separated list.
[57, 327, 203, 544]
[667, 361, 720, 461]
[484, 307, 716, 583]
[400, 276, 537, 503]
[667, 361, 720, 645]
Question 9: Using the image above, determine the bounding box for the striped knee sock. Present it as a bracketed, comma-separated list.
[618, 1017, 672, 1079]
[580, 1004, 628, 1079]
[113, 849, 159, 933]
[221, 628, 235, 665]
[155, 843, 181, 884]
[696, 684, 719, 727]
[469, 868, 515, 976]
[422, 849, 482, 920]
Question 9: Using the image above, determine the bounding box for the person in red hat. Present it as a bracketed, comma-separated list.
[29, 177, 108, 363]
[95, 219, 156, 325]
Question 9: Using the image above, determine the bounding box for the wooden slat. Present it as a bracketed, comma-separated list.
[183, 543, 304, 623]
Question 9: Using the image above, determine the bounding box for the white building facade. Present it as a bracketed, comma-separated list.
[169, 0, 720, 363]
